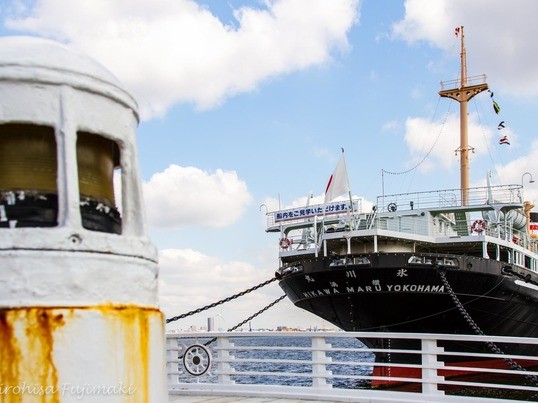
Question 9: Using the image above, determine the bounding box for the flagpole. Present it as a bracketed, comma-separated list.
[323, 147, 352, 246]
[381, 169, 385, 212]
[348, 189, 354, 230]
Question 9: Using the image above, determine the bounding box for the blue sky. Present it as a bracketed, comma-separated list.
[2, 0, 538, 330]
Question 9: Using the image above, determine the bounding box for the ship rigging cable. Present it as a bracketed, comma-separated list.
[471, 91, 504, 184]
[382, 97, 452, 177]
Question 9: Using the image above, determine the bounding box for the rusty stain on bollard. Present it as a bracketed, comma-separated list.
[99, 305, 163, 403]
[0, 308, 66, 402]
[0, 306, 163, 402]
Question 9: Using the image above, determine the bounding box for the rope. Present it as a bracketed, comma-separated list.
[166, 276, 278, 323]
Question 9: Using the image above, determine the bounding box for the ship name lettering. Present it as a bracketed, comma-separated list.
[386, 284, 445, 293]
[302, 283, 445, 299]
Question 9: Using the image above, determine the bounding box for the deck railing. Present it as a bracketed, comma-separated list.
[278, 212, 538, 262]
[167, 331, 538, 402]
[377, 184, 522, 213]
[266, 185, 523, 230]
[439, 74, 488, 91]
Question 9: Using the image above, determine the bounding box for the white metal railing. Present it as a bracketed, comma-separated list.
[167, 331, 538, 402]
[267, 185, 523, 234]
[440, 74, 488, 91]
[377, 184, 522, 213]
[278, 213, 538, 257]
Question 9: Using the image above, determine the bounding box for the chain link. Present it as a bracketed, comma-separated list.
[169, 275, 285, 360]
[166, 276, 278, 323]
[203, 294, 287, 347]
[177, 294, 287, 359]
[438, 269, 538, 384]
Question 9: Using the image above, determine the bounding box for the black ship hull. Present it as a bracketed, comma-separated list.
[278, 252, 538, 386]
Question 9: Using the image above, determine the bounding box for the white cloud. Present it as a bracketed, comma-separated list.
[391, 0, 538, 98]
[391, 0, 451, 46]
[403, 112, 495, 173]
[159, 247, 325, 330]
[5, 0, 359, 119]
[381, 120, 399, 132]
[158, 248, 265, 318]
[489, 140, 538, 204]
[143, 164, 252, 228]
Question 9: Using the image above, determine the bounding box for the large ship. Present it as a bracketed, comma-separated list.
[264, 27, 538, 386]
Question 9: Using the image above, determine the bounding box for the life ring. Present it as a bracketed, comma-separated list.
[387, 202, 397, 212]
[471, 219, 487, 234]
[279, 238, 291, 249]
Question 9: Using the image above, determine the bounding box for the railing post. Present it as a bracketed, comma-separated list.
[216, 335, 236, 384]
[166, 335, 179, 388]
[482, 239, 489, 259]
[311, 336, 332, 389]
[421, 338, 444, 396]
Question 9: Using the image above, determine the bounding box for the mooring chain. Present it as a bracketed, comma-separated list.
[503, 266, 538, 286]
[166, 276, 278, 323]
[438, 270, 538, 384]
[177, 294, 287, 360]
[202, 294, 287, 348]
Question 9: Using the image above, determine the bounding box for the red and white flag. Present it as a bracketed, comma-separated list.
[324, 150, 350, 203]
[454, 27, 460, 37]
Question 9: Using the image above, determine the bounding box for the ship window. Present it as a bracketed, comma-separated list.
[329, 258, 347, 267]
[77, 132, 121, 234]
[408, 255, 458, 268]
[352, 257, 371, 266]
[0, 124, 58, 228]
[408, 256, 422, 265]
[436, 258, 459, 268]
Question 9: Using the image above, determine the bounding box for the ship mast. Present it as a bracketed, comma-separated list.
[439, 26, 488, 205]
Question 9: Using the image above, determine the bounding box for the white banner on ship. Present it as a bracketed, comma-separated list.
[274, 201, 358, 223]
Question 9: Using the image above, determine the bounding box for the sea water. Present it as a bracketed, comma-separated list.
[176, 335, 374, 388]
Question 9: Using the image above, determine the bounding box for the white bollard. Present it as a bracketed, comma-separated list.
[0, 36, 167, 402]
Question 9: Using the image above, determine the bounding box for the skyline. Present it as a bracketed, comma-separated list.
[1, 0, 538, 330]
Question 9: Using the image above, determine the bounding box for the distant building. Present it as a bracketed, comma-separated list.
[208, 317, 215, 332]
